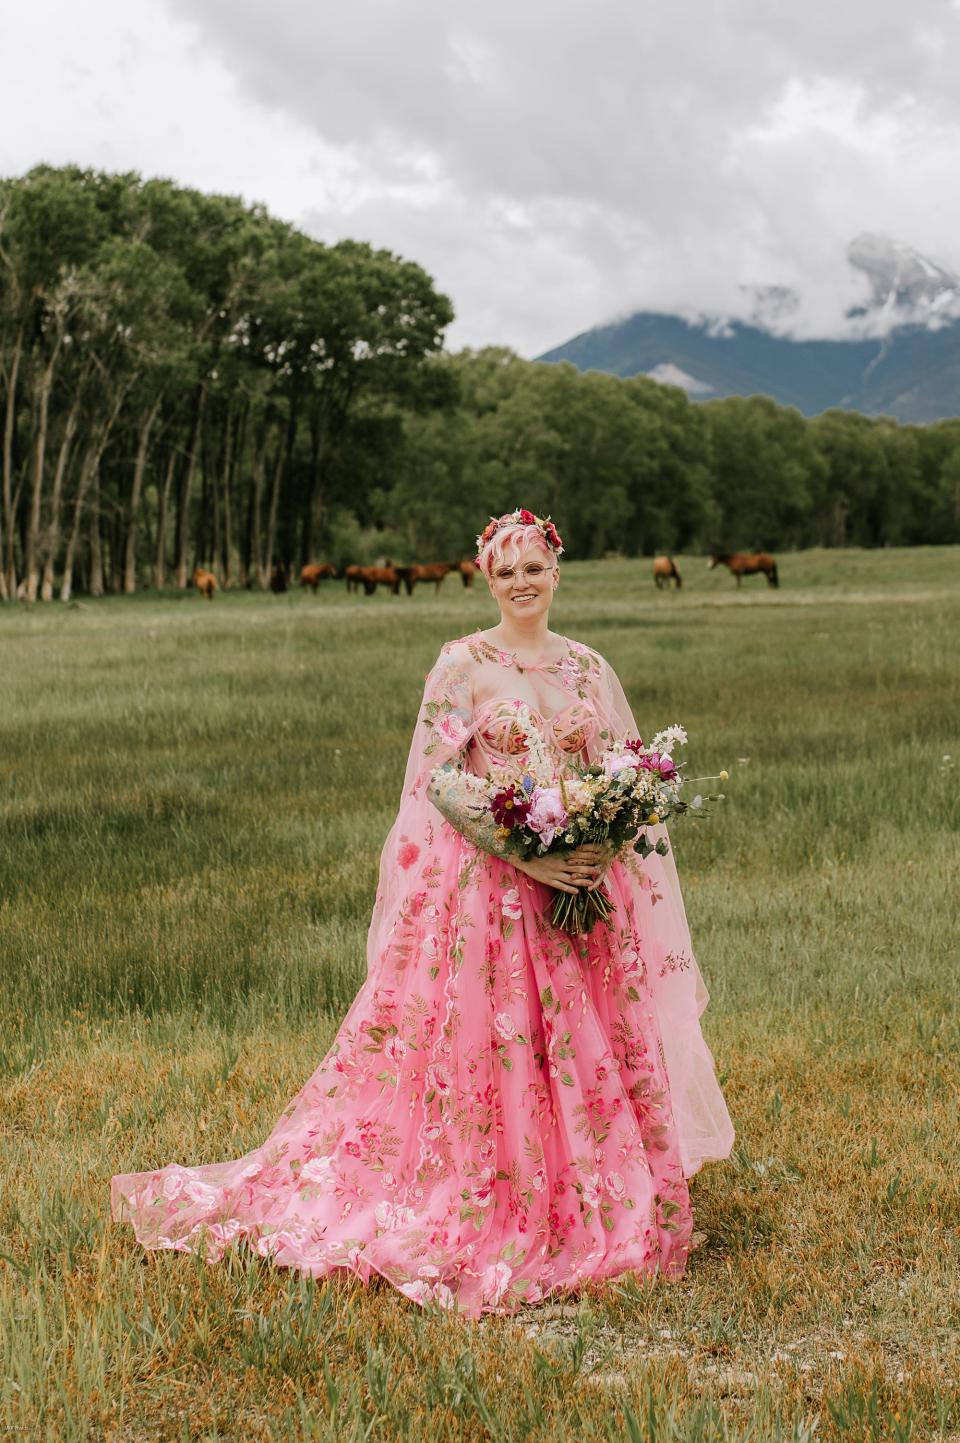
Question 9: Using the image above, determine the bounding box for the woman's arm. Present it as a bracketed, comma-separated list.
[427, 762, 511, 857]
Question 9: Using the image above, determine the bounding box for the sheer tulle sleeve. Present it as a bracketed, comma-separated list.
[364, 641, 481, 976]
[590, 654, 735, 1176]
[427, 766, 510, 858]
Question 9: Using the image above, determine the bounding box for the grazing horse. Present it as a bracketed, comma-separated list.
[359, 563, 402, 596]
[709, 552, 779, 588]
[458, 559, 476, 588]
[398, 561, 454, 596]
[653, 555, 682, 589]
[344, 564, 365, 593]
[193, 567, 217, 599]
[301, 562, 337, 592]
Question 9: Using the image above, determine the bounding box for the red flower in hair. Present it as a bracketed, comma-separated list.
[518, 508, 537, 525]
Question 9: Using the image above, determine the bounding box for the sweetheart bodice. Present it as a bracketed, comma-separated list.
[472, 695, 599, 763]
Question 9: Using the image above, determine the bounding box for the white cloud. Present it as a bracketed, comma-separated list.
[3, 0, 960, 352]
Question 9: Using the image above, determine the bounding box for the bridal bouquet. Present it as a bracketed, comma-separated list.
[429, 716, 727, 934]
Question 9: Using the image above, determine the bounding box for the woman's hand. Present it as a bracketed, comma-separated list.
[516, 844, 613, 895]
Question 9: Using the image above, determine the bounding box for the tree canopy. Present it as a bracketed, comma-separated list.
[1, 165, 957, 601]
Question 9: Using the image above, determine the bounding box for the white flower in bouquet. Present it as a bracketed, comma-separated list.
[651, 723, 688, 754]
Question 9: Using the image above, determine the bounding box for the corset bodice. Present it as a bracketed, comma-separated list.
[471, 695, 598, 770]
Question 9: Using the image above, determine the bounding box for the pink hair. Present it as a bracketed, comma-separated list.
[476, 523, 556, 579]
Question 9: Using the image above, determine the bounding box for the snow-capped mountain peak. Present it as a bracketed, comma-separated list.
[846, 233, 960, 329]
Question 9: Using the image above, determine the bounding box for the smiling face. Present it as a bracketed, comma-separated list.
[486, 539, 558, 622]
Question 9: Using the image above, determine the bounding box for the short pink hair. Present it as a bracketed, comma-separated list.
[476, 523, 556, 579]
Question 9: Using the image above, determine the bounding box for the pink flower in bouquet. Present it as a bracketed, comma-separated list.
[603, 751, 640, 778]
[526, 787, 568, 846]
[640, 749, 677, 780]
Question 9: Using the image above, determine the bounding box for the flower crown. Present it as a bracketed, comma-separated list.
[475, 508, 564, 560]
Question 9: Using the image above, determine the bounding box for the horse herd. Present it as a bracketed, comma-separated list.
[654, 552, 779, 589]
[191, 551, 779, 599]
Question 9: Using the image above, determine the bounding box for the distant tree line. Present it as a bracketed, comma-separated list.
[380, 352, 960, 561]
[1, 166, 958, 601]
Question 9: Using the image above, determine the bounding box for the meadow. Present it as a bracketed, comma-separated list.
[1, 545, 958, 1442]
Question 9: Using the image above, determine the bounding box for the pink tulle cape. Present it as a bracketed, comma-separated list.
[371, 633, 733, 1177]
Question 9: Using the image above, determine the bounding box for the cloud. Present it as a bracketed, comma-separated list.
[5, 0, 960, 351]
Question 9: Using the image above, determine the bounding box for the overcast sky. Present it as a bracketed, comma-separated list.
[4, 0, 960, 354]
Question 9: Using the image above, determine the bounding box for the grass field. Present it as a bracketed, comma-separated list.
[1, 546, 958, 1441]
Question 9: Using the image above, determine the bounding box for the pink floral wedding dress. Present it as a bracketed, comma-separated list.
[111, 631, 733, 1315]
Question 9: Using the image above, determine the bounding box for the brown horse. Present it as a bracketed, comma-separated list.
[193, 567, 217, 599]
[356, 563, 402, 596]
[301, 562, 337, 591]
[709, 552, 779, 588]
[653, 555, 682, 589]
[398, 561, 454, 596]
[458, 559, 476, 588]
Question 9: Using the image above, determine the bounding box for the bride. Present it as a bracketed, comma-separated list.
[111, 510, 733, 1316]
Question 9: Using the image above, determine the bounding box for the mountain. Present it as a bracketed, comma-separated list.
[536, 236, 960, 423]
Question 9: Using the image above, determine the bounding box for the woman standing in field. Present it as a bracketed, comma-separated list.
[112, 510, 733, 1315]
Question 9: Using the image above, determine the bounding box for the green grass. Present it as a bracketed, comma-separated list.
[1, 548, 958, 1440]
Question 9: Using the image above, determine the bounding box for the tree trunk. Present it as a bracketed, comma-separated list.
[260, 411, 291, 588]
[123, 397, 161, 594]
[301, 410, 326, 566]
[60, 447, 98, 603]
[198, 422, 211, 567]
[154, 447, 176, 589]
[174, 387, 206, 588]
[39, 397, 81, 601]
[1, 326, 23, 599]
[88, 464, 104, 596]
[250, 440, 266, 587]
[60, 382, 129, 599]
[23, 348, 60, 601]
[218, 404, 236, 587]
[222, 403, 246, 587]
[208, 414, 222, 583]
